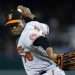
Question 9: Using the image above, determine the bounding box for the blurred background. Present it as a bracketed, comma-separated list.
[0, 0, 75, 75]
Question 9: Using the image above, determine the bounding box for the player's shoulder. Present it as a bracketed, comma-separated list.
[27, 21, 48, 26]
[26, 21, 40, 25]
[40, 22, 48, 26]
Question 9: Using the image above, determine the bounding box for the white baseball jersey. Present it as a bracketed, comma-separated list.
[17, 21, 49, 48]
[17, 21, 65, 75]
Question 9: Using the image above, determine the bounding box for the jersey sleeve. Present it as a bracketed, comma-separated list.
[17, 33, 25, 49]
[28, 21, 49, 36]
[40, 23, 49, 35]
[17, 22, 34, 51]
[17, 34, 30, 52]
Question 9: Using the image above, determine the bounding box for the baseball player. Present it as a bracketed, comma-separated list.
[16, 5, 66, 75]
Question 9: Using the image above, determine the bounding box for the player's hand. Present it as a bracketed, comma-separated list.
[17, 46, 33, 61]
[25, 52, 33, 61]
[17, 46, 25, 56]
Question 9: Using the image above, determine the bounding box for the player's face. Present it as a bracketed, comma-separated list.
[7, 19, 25, 36]
[10, 25, 23, 36]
